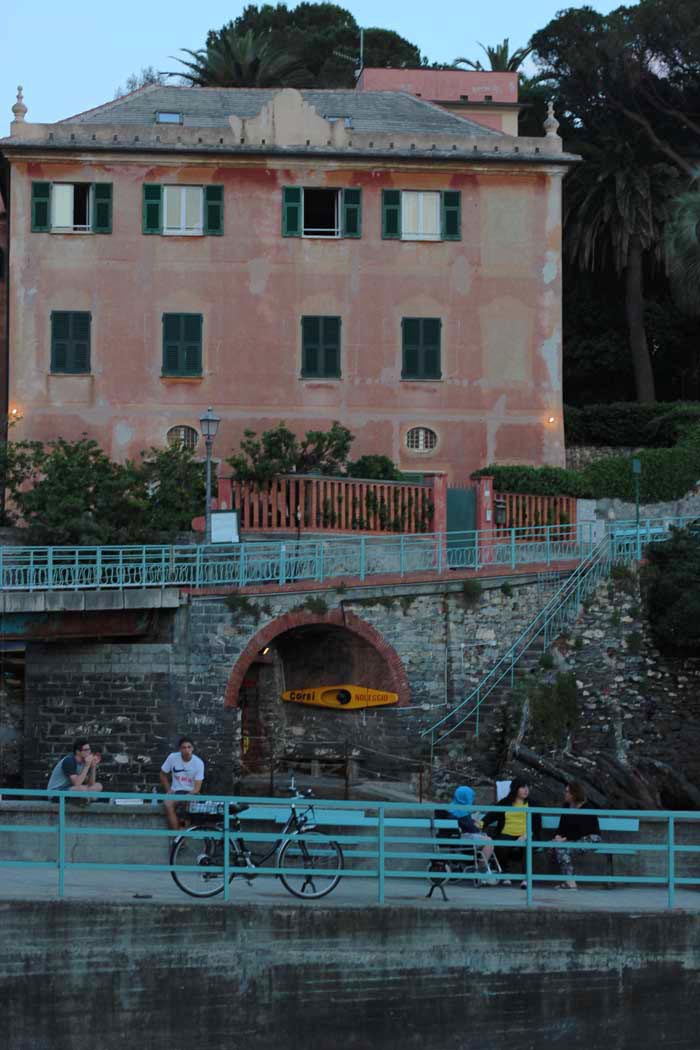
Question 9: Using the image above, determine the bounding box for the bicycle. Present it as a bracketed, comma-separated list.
[169, 780, 344, 900]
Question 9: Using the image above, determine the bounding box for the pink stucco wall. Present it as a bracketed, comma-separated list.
[356, 69, 518, 103]
[8, 156, 564, 482]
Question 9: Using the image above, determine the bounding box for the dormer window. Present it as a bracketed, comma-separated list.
[156, 111, 182, 124]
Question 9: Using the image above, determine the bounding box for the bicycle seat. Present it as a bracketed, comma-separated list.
[230, 803, 250, 814]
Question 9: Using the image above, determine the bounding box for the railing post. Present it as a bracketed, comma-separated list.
[223, 800, 231, 903]
[279, 543, 286, 586]
[377, 805, 385, 905]
[360, 536, 366, 581]
[58, 795, 66, 898]
[95, 547, 102, 589]
[474, 530, 479, 572]
[510, 528, 516, 570]
[195, 545, 203, 590]
[546, 525, 551, 566]
[318, 542, 325, 584]
[238, 546, 246, 588]
[47, 547, 54, 590]
[667, 815, 675, 910]
[400, 535, 406, 578]
[436, 532, 443, 575]
[525, 808, 533, 907]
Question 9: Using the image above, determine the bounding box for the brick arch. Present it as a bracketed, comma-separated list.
[224, 609, 410, 709]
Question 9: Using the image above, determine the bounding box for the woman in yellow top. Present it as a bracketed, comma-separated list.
[482, 778, 542, 888]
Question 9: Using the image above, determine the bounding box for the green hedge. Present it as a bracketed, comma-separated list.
[564, 402, 700, 447]
[473, 427, 700, 502]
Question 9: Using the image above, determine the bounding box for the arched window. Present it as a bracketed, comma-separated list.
[406, 426, 438, 452]
[167, 425, 199, 451]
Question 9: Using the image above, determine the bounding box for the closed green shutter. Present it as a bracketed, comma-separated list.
[402, 318, 441, 380]
[51, 311, 91, 373]
[441, 190, 461, 241]
[282, 187, 302, 237]
[92, 183, 113, 234]
[31, 182, 51, 232]
[143, 184, 162, 234]
[342, 188, 362, 238]
[204, 185, 224, 235]
[382, 190, 401, 239]
[162, 313, 202, 375]
[301, 316, 341, 378]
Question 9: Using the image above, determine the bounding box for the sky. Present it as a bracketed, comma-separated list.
[3, 0, 623, 126]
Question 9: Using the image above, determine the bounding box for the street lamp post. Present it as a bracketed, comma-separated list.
[199, 406, 221, 545]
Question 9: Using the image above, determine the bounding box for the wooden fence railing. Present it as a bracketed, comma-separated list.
[494, 491, 577, 532]
[218, 475, 435, 535]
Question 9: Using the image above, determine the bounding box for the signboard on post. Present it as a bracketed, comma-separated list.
[211, 511, 239, 544]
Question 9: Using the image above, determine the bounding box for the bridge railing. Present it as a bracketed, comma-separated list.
[0, 522, 598, 592]
[0, 789, 698, 909]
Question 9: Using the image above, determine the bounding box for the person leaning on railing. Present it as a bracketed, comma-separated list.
[481, 778, 542, 889]
[548, 781, 601, 890]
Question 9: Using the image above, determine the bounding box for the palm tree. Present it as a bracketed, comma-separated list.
[170, 28, 309, 88]
[565, 137, 680, 402]
[665, 190, 700, 317]
[454, 38, 533, 73]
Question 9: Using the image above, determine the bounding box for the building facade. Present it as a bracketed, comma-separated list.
[1, 82, 574, 483]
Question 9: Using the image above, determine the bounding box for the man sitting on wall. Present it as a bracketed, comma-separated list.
[47, 739, 103, 795]
[160, 736, 205, 831]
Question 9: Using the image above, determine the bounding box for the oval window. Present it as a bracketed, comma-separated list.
[406, 426, 438, 452]
[167, 425, 199, 451]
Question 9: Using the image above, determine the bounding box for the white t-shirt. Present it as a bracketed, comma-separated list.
[161, 752, 205, 793]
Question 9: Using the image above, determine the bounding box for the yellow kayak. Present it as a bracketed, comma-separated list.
[281, 685, 399, 710]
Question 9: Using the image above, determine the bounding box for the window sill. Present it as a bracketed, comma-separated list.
[50, 229, 93, 235]
[401, 377, 443, 383]
[162, 230, 204, 237]
[300, 375, 342, 382]
[50, 370, 92, 376]
[161, 373, 204, 382]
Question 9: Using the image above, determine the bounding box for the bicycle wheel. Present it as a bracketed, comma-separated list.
[170, 825, 227, 898]
[277, 831, 344, 899]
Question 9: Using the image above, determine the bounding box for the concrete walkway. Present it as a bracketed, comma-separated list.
[1, 865, 697, 912]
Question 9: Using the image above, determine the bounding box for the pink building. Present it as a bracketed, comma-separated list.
[356, 68, 520, 133]
[0, 82, 574, 484]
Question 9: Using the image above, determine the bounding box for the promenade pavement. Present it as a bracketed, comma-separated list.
[1, 865, 698, 912]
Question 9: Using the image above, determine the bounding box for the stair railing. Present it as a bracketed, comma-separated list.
[421, 537, 612, 753]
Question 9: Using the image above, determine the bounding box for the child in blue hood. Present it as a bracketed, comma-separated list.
[448, 785, 496, 876]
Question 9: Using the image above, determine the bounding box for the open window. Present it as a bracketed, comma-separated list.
[51, 184, 92, 232]
[303, 188, 340, 237]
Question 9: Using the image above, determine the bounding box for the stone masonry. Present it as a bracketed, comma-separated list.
[21, 577, 552, 793]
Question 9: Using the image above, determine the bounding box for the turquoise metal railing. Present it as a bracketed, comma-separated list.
[421, 515, 699, 747]
[0, 522, 595, 592]
[0, 788, 698, 909]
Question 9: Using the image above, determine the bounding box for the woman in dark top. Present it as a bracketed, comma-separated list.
[550, 781, 601, 889]
[481, 778, 543, 888]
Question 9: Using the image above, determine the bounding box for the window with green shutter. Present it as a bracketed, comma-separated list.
[51, 312, 91, 373]
[204, 185, 224, 235]
[441, 190, 461, 240]
[341, 188, 362, 238]
[92, 183, 113, 234]
[282, 187, 302, 237]
[401, 318, 442, 380]
[382, 190, 401, 239]
[301, 316, 341, 378]
[162, 314, 203, 376]
[31, 183, 51, 232]
[143, 185, 163, 234]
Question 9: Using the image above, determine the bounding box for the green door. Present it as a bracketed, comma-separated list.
[446, 486, 476, 566]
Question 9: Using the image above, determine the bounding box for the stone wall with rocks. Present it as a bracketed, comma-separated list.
[19, 577, 555, 793]
[565, 445, 638, 470]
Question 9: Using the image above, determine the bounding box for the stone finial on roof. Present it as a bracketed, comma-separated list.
[12, 85, 27, 123]
[543, 100, 559, 138]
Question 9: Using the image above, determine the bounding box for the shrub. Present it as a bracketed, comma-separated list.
[564, 402, 700, 448]
[529, 673, 579, 745]
[643, 527, 700, 653]
[626, 630, 643, 653]
[461, 579, 482, 607]
[471, 464, 585, 497]
[346, 455, 402, 480]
